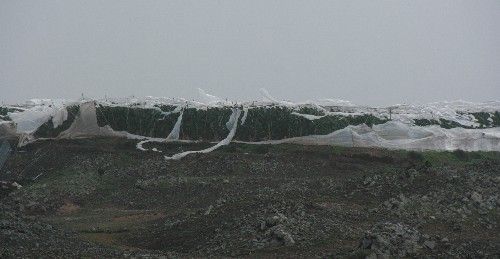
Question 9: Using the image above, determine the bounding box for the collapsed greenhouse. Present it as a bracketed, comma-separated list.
[1, 90, 500, 158]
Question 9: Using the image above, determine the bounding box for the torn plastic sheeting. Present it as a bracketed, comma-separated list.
[57, 102, 125, 139]
[135, 109, 188, 152]
[198, 88, 223, 104]
[5, 92, 500, 151]
[165, 108, 242, 160]
[51, 107, 68, 128]
[8, 92, 500, 133]
[225, 109, 239, 130]
[158, 105, 183, 117]
[136, 140, 148, 151]
[234, 121, 500, 152]
[259, 88, 294, 106]
[135, 137, 168, 152]
[291, 112, 326, 121]
[240, 107, 249, 125]
[166, 110, 183, 140]
[9, 106, 67, 133]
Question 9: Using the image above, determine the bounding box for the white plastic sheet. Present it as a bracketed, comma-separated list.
[58, 102, 123, 139]
[165, 108, 242, 160]
[9, 106, 62, 133]
[4, 92, 500, 154]
[166, 111, 183, 140]
[240, 107, 249, 125]
[237, 121, 500, 152]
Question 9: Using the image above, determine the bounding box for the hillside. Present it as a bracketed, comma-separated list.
[1, 138, 499, 257]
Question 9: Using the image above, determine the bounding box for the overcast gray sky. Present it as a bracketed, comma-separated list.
[1, 0, 499, 106]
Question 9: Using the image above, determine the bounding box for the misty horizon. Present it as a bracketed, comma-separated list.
[2, 1, 499, 106]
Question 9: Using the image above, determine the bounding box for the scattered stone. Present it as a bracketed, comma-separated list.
[268, 225, 295, 246]
[265, 213, 287, 227]
[0, 181, 22, 191]
[360, 222, 422, 257]
[1, 138, 499, 258]
[424, 240, 436, 250]
[360, 236, 373, 249]
[204, 205, 214, 215]
[471, 192, 482, 203]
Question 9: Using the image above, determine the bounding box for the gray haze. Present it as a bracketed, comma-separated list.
[1, 0, 499, 106]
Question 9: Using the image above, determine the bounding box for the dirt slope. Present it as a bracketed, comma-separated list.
[1, 138, 499, 258]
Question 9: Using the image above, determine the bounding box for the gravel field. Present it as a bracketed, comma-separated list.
[1, 138, 499, 258]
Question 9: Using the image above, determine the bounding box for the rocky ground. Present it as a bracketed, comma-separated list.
[0, 138, 499, 258]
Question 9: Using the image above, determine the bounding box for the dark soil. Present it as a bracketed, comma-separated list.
[1, 138, 499, 258]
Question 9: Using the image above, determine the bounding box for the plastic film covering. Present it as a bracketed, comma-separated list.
[238, 121, 500, 152]
[3, 89, 500, 156]
[165, 108, 242, 160]
[166, 110, 183, 140]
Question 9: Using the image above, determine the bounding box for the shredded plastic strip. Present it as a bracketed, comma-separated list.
[240, 107, 249, 125]
[167, 110, 183, 140]
[164, 108, 242, 160]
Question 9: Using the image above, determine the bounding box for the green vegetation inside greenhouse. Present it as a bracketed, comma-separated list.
[412, 113, 500, 129]
[470, 112, 500, 128]
[91, 104, 387, 141]
[0, 106, 24, 121]
[413, 118, 440, 127]
[492, 112, 500, 126]
[18, 103, 500, 141]
[33, 105, 80, 138]
[294, 106, 326, 116]
[235, 106, 387, 141]
[95, 105, 180, 138]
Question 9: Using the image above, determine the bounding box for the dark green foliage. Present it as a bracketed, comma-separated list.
[0, 106, 24, 116]
[95, 105, 179, 138]
[0, 106, 24, 121]
[236, 106, 307, 141]
[312, 113, 386, 134]
[0, 107, 9, 116]
[415, 112, 500, 129]
[470, 111, 500, 127]
[154, 105, 177, 112]
[413, 118, 472, 129]
[295, 106, 325, 116]
[492, 112, 500, 126]
[93, 104, 387, 141]
[179, 107, 233, 141]
[471, 112, 491, 128]
[95, 105, 236, 141]
[33, 105, 80, 138]
[31, 103, 500, 142]
[235, 106, 387, 141]
[414, 119, 440, 127]
[438, 118, 469, 129]
[0, 114, 11, 121]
